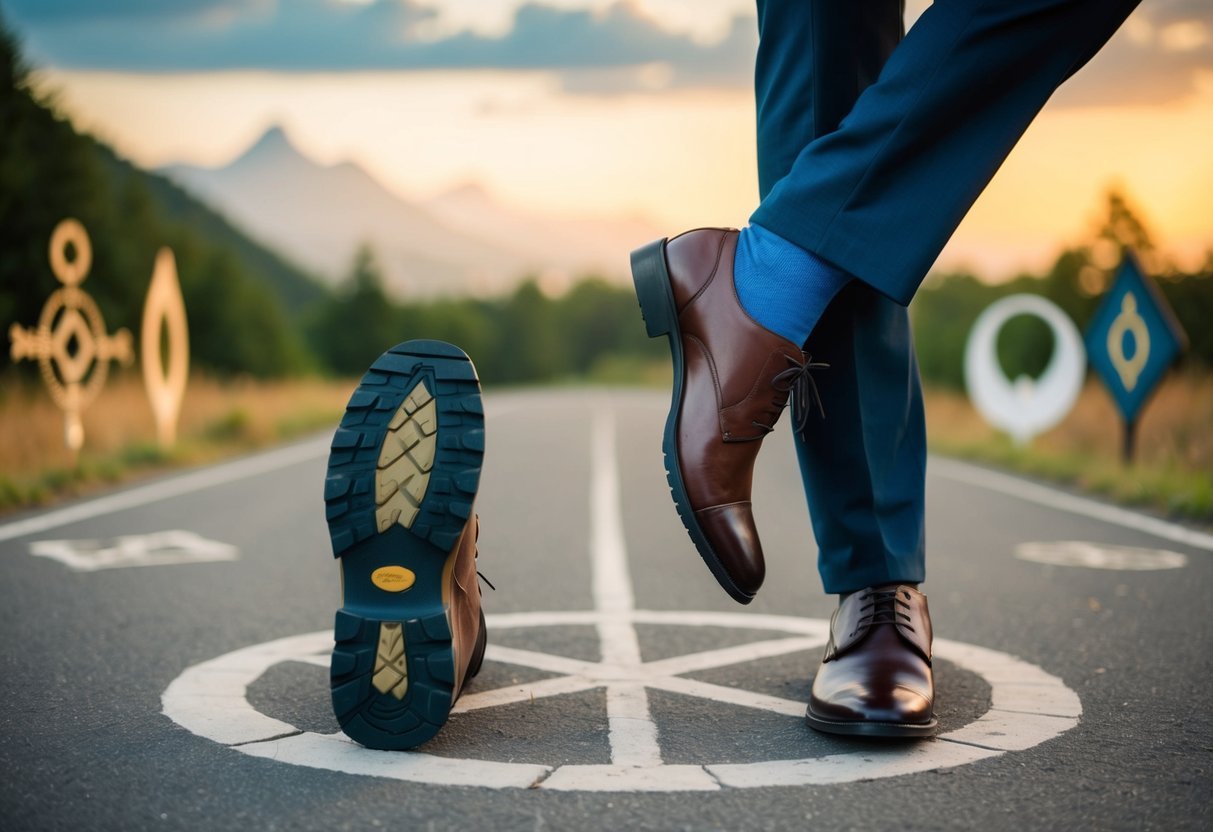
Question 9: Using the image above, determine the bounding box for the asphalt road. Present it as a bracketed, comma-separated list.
[1, 388, 1209, 831]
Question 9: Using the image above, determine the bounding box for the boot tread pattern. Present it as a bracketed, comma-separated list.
[374, 380, 438, 532]
[324, 340, 483, 750]
[330, 611, 456, 748]
[324, 341, 483, 557]
[372, 622, 409, 699]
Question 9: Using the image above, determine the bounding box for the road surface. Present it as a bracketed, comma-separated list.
[1, 388, 1209, 830]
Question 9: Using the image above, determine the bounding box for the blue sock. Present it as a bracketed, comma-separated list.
[733, 223, 851, 346]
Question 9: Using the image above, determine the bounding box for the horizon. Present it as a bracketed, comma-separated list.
[6, 0, 1212, 283]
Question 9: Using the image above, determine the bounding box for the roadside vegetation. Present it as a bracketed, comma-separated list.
[0, 374, 351, 511]
[2, 369, 1208, 524]
[923, 375, 1212, 521]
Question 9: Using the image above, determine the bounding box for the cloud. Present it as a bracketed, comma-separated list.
[1054, 0, 1213, 106]
[2, 0, 265, 22]
[2, 0, 1209, 105]
[2, 0, 746, 76]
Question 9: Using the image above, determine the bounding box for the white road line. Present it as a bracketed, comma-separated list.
[476, 645, 598, 677]
[643, 637, 821, 678]
[591, 411, 635, 615]
[453, 675, 600, 713]
[0, 436, 331, 544]
[928, 455, 1213, 553]
[646, 676, 807, 719]
[591, 411, 663, 768]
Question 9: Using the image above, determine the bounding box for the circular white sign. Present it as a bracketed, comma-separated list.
[162, 609, 1081, 791]
[964, 294, 1086, 445]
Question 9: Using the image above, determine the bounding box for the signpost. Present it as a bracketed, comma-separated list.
[8, 219, 190, 455]
[8, 220, 134, 454]
[1083, 251, 1187, 464]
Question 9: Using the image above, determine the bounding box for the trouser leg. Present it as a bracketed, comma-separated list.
[751, 0, 1142, 305]
[756, 0, 927, 594]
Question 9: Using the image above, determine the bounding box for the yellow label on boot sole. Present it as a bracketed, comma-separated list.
[371, 566, 416, 593]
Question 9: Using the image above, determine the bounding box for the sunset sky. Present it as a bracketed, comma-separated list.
[4, 0, 1212, 280]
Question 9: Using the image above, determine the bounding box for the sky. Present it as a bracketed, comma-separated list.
[4, 0, 1212, 279]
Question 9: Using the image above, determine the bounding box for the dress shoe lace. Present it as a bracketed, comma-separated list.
[853, 587, 914, 635]
[751, 353, 829, 434]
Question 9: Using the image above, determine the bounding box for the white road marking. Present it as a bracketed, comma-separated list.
[30, 529, 237, 571]
[646, 676, 806, 718]
[644, 637, 821, 677]
[474, 645, 596, 677]
[453, 675, 602, 713]
[590, 412, 663, 769]
[238, 731, 549, 789]
[929, 456, 1213, 552]
[162, 613, 1081, 790]
[1015, 541, 1189, 571]
[160, 402, 1085, 791]
[708, 741, 1002, 788]
[0, 436, 330, 543]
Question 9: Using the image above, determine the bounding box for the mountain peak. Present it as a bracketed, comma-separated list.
[233, 125, 305, 166]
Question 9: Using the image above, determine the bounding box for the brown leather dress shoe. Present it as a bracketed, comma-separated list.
[631, 228, 825, 603]
[807, 585, 937, 737]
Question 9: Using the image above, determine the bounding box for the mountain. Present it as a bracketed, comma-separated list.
[109, 146, 328, 315]
[162, 127, 663, 298]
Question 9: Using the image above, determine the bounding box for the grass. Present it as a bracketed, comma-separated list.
[0, 371, 353, 512]
[923, 373, 1213, 522]
[1, 365, 1209, 524]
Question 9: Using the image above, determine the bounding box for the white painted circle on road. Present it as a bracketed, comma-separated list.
[162, 609, 1082, 791]
[1016, 540, 1188, 571]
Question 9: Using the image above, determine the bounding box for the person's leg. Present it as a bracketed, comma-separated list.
[733, 0, 903, 346]
[751, 0, 1142, 306]
[799, 288, 926, 593]
[754, 0, 926, 596]
[754, 0, 904, 200]
[630, 0, 1139, 606]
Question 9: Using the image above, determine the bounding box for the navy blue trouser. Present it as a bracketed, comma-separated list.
[752, 0, 1139, 593]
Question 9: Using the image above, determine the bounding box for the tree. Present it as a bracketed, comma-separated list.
[307, 245, 401, 375]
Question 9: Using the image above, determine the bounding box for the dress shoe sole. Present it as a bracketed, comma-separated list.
[631, 239, 755, 605]
[806, 709, 938, 738]
[324, 339, 485, 750]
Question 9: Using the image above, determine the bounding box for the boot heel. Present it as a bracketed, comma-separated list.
[630, 238, 675, 338]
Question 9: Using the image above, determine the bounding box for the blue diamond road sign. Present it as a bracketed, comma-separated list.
[1084, 251, 1187, 425]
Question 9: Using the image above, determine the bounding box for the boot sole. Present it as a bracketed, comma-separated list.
[630, 239, 755, 605]
[324, 340, 484, 749]
[805, 710, 938, 738]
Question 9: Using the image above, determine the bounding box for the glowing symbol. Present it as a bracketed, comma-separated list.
[141, 248, 190, 447]
[8, 220, 134, 453]
[1106, 292, 1150, 392]
[964, 295, 1086, 446]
